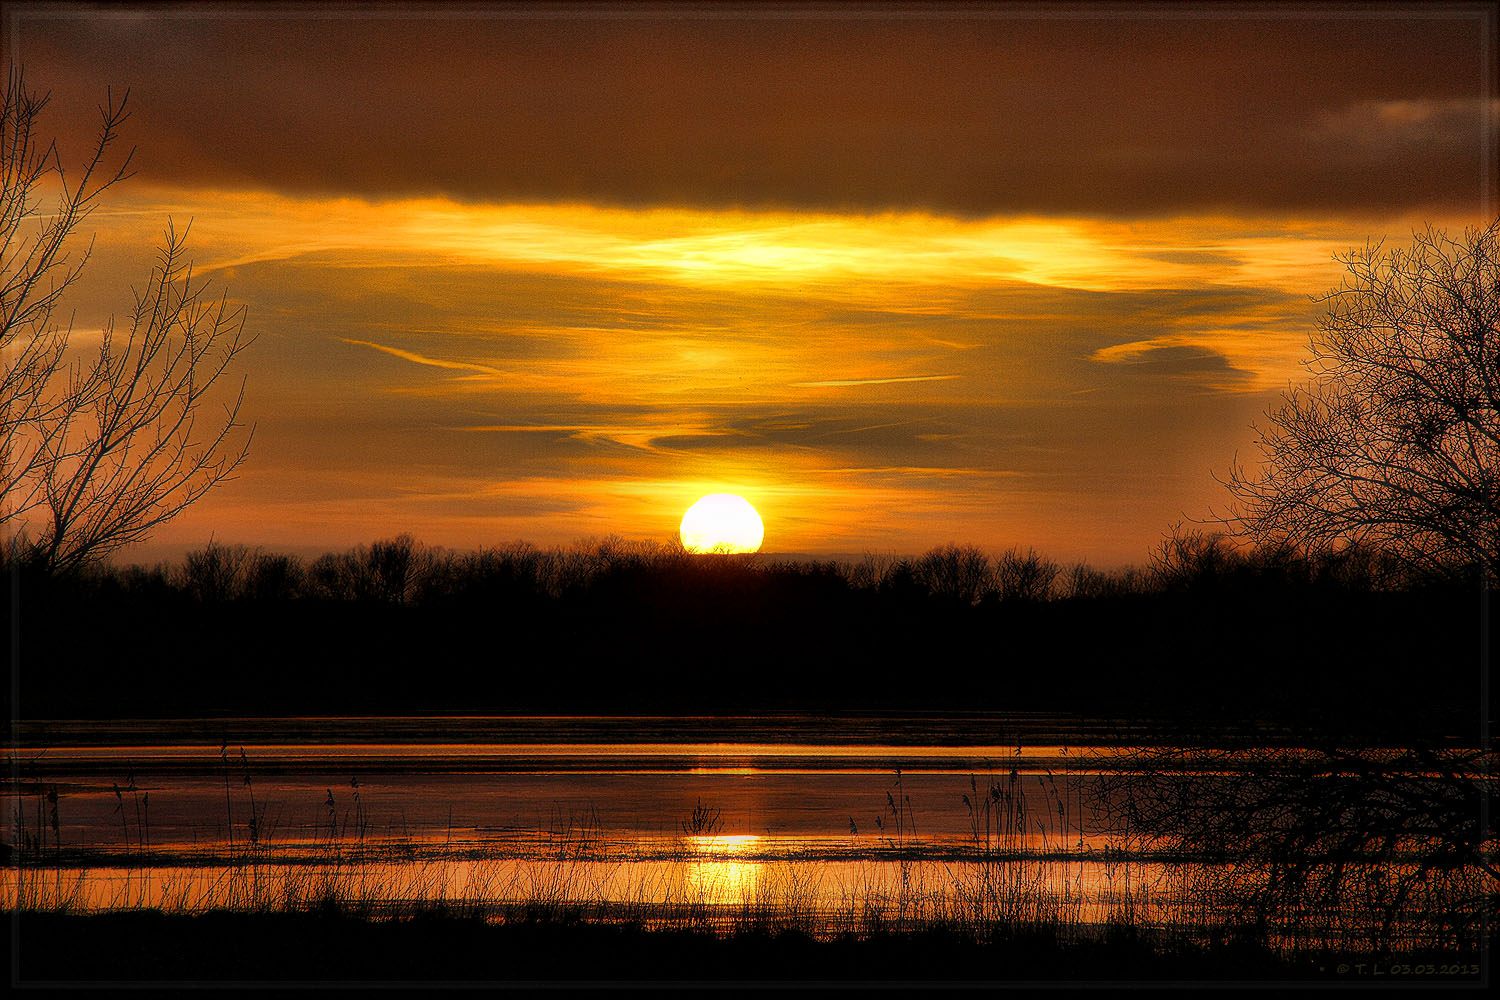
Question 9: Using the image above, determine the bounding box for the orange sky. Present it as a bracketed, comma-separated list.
[7, 2, 1497, 565]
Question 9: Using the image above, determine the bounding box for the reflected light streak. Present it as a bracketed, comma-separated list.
[682, 835, 764, 907]
[686, 834, 762, 855]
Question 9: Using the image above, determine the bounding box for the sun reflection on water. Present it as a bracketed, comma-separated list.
[682, 834, 763, 906]
[686, 834, 760, 854]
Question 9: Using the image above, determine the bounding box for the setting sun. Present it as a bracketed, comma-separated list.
[679, 494, 765, 554]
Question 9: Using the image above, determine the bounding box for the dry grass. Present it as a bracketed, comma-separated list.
[6, 751, 1490, 968]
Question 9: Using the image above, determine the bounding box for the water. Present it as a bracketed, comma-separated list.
[6, 714, 1477, 949]
[7, 714, 1120, 850]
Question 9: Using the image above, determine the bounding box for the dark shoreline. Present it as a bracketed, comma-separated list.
[16, 709, 1449, 753]
[13, 908, 1480, 986]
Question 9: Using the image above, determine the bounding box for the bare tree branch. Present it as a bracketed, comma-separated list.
[2, 67, 254, 573]
[1095, 745, 1498, 952]
[1220, 220, 1499, 582]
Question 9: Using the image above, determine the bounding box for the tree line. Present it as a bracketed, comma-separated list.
[8, 532, 1480, 735]
[10, 530, 1477, 608]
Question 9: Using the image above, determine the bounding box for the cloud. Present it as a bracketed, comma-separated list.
[15, 11, 1490, 216]
[1318, 97, 1498, 146]
[792, 374, 960, 388]
[646, 411, 967, 462]
[341, 339, 507, 376]
[1088, 339, 1257, 390]
[457, 423, 664, 455]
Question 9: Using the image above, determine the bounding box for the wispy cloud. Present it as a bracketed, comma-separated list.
[342, 338, 505, 376]
[792, 374, 960, 388]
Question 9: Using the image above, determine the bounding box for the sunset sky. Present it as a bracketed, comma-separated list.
[8, 2, 1497, 565]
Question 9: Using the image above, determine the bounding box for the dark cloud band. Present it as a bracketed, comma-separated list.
[14, 8, 1494, 215]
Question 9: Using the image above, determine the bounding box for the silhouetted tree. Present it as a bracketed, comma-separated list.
[1223, 220, 1498, 581]
[912, 543, 992, 605]
[1096, 745, 1498, 953]
[1061, 561, 1148, 599]
[302, 535, 432, 604]
[1150, 528, 1236, 591]
[993, 545, 1059, 601]
[180, 541, 253, 601]
[1, 68, 253, 573]
[242, 551, 304, 601]
[361, 533, 427, 604]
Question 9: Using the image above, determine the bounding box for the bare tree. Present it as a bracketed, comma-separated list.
[912, 543, 993, 605]
[1, 67, 253, 573]
[1222, 220, 1498, 581]
[993, 545, 1059, 601]
[1095, 745, 1497, 953]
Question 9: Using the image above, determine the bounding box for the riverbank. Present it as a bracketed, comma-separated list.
[17, 907, 1471, 986]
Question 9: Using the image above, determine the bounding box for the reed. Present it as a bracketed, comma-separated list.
[240, 749, 260, 854]
[218, 740, 234, 857]
[4, 756, 1488, 971]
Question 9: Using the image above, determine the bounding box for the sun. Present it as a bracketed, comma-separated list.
[679, 494, 764, 554]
